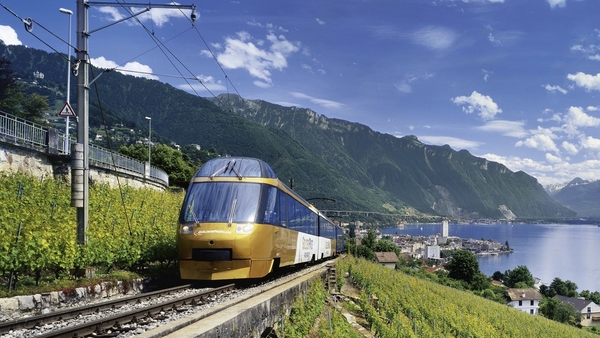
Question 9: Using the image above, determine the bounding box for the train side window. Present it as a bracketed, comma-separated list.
[278, 190, 287, 227]
[263, 187, 279, 225]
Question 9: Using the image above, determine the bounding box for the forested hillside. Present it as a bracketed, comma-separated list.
[0, 42, 576, 220]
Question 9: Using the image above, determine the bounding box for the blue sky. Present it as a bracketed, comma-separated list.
[1, 0, 600, 186]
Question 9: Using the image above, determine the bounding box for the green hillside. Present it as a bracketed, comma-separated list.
[219, 94, 575, 219]
[337, 257, 595, 337]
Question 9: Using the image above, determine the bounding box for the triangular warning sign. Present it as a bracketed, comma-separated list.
[58, 102, 76, 117]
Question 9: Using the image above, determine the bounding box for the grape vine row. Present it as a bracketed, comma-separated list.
[0, 173, 183, 281]
[337, 256, 595, 337]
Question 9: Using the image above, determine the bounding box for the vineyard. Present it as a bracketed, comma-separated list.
[0, 173, 184, 289]
[336, 256, 595, 338]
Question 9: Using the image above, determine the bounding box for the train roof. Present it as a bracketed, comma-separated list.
[194, 157, 277, 179]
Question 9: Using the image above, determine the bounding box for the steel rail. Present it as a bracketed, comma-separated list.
[30, 284, 234, 338]
[0, 283, 195, 335]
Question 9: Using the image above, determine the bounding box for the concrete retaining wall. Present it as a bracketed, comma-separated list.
[0, 142, 165, 190]
[139, 266, 328, 338]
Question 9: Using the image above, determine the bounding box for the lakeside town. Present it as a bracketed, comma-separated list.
[356, 220, 513, 262]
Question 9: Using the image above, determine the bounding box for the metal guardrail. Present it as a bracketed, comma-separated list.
[0, 111, 169, 186]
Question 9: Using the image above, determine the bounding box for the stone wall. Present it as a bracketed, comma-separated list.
[0, 143, 165, 190]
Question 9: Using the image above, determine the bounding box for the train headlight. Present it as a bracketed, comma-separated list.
[236, 223, 254, 234]
[181, 224, 194, 234]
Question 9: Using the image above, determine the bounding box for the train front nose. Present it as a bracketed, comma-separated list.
[178, 223, 261, 280]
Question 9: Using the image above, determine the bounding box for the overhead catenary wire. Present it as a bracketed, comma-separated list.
[0, 4, 72, 62]
[107, 0, 243, 114]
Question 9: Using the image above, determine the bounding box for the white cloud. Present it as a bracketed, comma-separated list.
[547, 0, 567, 8]
[178, 74, 226, 93]
[216, 32, 300, 85]
[482, 153, 600, 186]
[545, 153, 562, 164]
[254, 80, 272, 88]
[562, 141, 579, 155]
[562, 106, 600, 136]
[515, 129, 559, 153]
[417, 136, 482, 150]
[97, 6, 126, 22]
[90, 56, 158, 80]
[97, 5, 192, 27]
[476, 120, 527, 138]
[290, 92, 344, 109]
[316, 18, 325, 25]
[567, 72, 600, 91]
[544, 84, 567, 94]
[411, 26, 457, 50]
[395, 82, 412, 93]
[580, 136, 600, 152]
[482, 69, 493, 82]
[571, 44, 600, 61]
[0, 25, 21, 46]
[451, 91, 502, 121]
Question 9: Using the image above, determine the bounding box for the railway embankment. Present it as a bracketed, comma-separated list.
[141, 264, 329, 338]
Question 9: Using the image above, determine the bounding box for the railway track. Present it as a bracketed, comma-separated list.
[0, 284, 234, 338]
[1, 259, 336, 338]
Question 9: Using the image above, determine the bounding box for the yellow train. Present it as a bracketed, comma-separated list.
[177, 157, 345, 280]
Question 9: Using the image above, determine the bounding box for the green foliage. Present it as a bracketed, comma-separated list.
[540, 277, 579, 298]
[280, 279, 327, 337]
[0, 173, 183, 290]
[492, 270, 504, 281]
[0, 56, 49, 122]
[580, 290, 600, 305]
[119, 143, 196, 186]
[336, 257, 595, 337]
[361, 229, 377, 249]
[503, 265, 535, 288]
[445, 250, 479, 284]
[539, 297, 582, 326]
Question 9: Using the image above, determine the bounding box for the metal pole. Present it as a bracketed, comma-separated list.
[59, 8, 72, 154]
[145, 116, 151, 165]
[74, 0, 89, 245]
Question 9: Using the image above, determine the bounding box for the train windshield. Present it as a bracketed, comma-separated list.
[181, 182, 260, 223]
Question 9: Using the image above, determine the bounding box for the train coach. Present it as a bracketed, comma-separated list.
[177, 157, 345, 280]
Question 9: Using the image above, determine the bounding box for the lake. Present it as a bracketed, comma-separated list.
[381, 223, 600, 292]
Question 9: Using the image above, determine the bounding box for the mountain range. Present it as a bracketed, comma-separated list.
[0, 42, 577, 221]
[547, 178, 600, 218]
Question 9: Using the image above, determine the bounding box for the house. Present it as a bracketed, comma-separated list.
[555, 295, 600, 327]
[375, 252, 398, 269]
[506, 288, 543, 315]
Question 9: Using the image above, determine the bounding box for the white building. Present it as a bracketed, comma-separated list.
[442, 220, 448, 237]
[425, 245, 440, 259]
[555, 295, 600, 327]
[506, 288, 542, 315]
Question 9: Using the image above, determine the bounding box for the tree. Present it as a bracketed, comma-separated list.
[540, 278, 578, 298]
[22, 92, 49, 123]
[445, 250, 479, 284]
[361, 229, 376, 250]
[503, 265, 534, 288]
[119, 143, 195, 187]
[580, 290, 600, 305]
[0, 57, 49, 121]
[374, 239, 400, 256]
[539, 297, 582, 326]
[492, 270, 504, 281]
